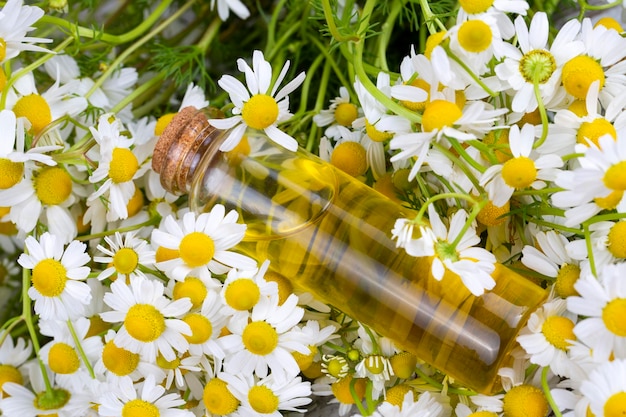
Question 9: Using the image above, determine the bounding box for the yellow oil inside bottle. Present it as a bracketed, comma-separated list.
[190, 133, 547, 394]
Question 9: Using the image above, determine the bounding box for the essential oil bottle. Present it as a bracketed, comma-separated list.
[152, 107, 548, 394]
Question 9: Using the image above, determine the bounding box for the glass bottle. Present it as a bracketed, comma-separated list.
[152, 107, 548, 394]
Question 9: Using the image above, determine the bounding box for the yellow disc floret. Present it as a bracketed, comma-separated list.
[458, 20, 492, 53]
[422, 100, 462, 132]
[331, 375, 367, 404]
[384, 384, 413, 408]
[477, 200, 510, 226]
[126, 187, 145, 217]
[365, 119, 394, 142]
[34, 166, 73, 206]
[595, 190, 624, 210]
[541, 316, 576, 350]
[48, 343, 80, 374]
[400, 78, 431, 111]
[183, 313, 212, 344]
[425, 31, 447, 59]
[293, 345, 317, 370]
[32, 259, 67, 297]
[242, 94, 279, 130]
[554, 264, 580, 298]
[459, 0, 494, 14]
[113, 248, 139, 275]
[562, 56, 605, 100]
[389, 351, 417, 379]
[502, 384, 549, 417]
[155, 113, 176, 136]
[122, 399, 159, 417]
[203, 378, 239, 415]
[577, 119, 616, 147]
[595, 17, 624, 33]
[155, 246, 179, 263]
[264, 271, 293, 305]
[109, 148, 139, 184]
[0, 158, 24, 189]
[172, 277, 207, 309]
[608, 221, 626, 258]
[102, 340, 140, 376]
[13, 94, 52, 134]
[0, 38, 6, 62]
[124, 304, 165, 342]
[225, 279, 260, 311]
[248, 385, 279, 414]
[330, 141, 368, 177]
[604, 392, 626, 417]
[603, 161, 626, 191]
[602, 298, 626, 336]
[179, 232, 215, 268]
[519, 50, 556, 84]
[242, 321, 278, 355]
[501, 156, 537, 189]
[335, 102, 358, 127]
[0, 364, 23, 395]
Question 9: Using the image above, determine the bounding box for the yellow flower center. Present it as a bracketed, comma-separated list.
[568, 100, 588, 117]
[0, 158, 24, 189]
[603, 161, 626, 191]
[264, 271, 293, 305]
[13, 94, 52, 134]
[172, 277, 207, 309]
[602, 298, 626, 336]
[179, 232, 215, 268]
[595, 17, 624, 32]
[48, 342, 80, 374]
[425, 31, 447, 59]
[0, 68, 6, 92]
[400, 78, 431, 111]
[502, 384, 549, 417]
[335, 102, 358, 127]
[364, 355, 386, 375]
[242, 94, 279, 130]
[554, 264, 580, 298]
[155, 246, 179, 263]
[325, 356, 348, 379]
[477, 200, 510, 226]
[384, 384, 413, 408]
[458, 20, 492, 53]
[224, 279, 260, 311]
[422, 100, 462, 132]
[365, 119, 394, 142]
[519, 50, 557, 84]
[34, 166, 73, 206]
[156, 353, 180, 370]
[34, 388, 70, 411]
[541, 316, 576, 350]
[483, 129, 512, 164]
[86, 314, 110, 338]
[203, 378, 239, 415]
[595, 190, 624, 210]
[122, 399, 159, 417]
[577, 118, 616, 147]
[32, 259, 67, 297]
[183, 313, 212, 344]
[389, 351, 417, 380]
[605, 392, 626, 417]
[501, 156, 537, 189]
[608, 221, 626, 258]
[562, 56, 605, 100]
[331, 376, 367, 405]
[154, 113, 176, 136]
[226, 135, 251, 165]
[293, 345, 317, 370]
[102, 340, 139, 376]
[469, 412, 500, 417]
[242, 321, 278, 355]
[330, 141, 368, 177]
[125, 304, 165, 342]
[459, 0, 494, 13]
[0, 364, 23, 394]
[113, 248, 139, 275]
[126, 187, 145, 217]
[0, 38, 6, 62]
[109, 148, 139, 184]
[248, 385, 279, 414]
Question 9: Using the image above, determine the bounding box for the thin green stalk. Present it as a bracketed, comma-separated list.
[351, 376, 369, 416]
[67, 320, 96, 379]
[541, 366, 564, 417]
[532, 76, 549, 149]
[75, 214, 161, 242]
[322, 0, 360, 43]
[376, 0, 405, 72]
[444, 46, 498, 97]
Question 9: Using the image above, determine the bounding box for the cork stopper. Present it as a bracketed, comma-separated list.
[152, 106, 223, 195]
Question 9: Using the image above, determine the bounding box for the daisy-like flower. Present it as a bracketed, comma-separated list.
[184, 289, 228, 359]
[313, 86, 361, 139]
[405, 204, 497, 296]
[209, 50, 305, 152]
[319, 126, 385, 179]
[580, 358, 626, 417]
[565, 220, 626, 272]
[480, 123, 563, 207]
[100, 275, 192, 362]
[516, 298, 583, 378]
[219, 372, 312, 416]
[211, 0, 250, 21]
[0, 331, 31, 397]
[219, 293, 308, 383]
[353, 324, 397, 398]
[552, 133, 626, 227]
[152, 206, 255, 281]
[17, 232, 91, 320]
[88, 114, 152, 222]
[456, 0, 529, 39]
[220, 260, 277, 319]
[0, 0, 52, 63]
[311, 374, 368, 417]
[97, 374, 194, 417]
[94, 231, 155, 281]
[494, 12, 583, 113]
[357, 390, 444, 417]
[567, 263, 626, 361]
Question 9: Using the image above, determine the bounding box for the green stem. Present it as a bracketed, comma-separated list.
[376, 0, 404, 72]
[432, 142, 485, 192]
[417, 0, 447, 33]
[66, 320, 96, 379]
[413, 366, 478, 395]
[196, 16, 222, 54]
[444, 45, 498, 97]
[38, 0, 174, 45]
[351, 375, 369, 416]
[532, 77, 549, 149]
[413, 192, 480, 224]
[541, 366, 564, 417]
[447, 137, 487, 174]
[583, 222, 597, 278]
[75, 215, 161, 242]
[322, 0, 360, 43]
[449, 198, 486, 249]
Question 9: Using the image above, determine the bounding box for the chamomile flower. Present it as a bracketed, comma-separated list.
[219, 293, 308, 383]
[457, 0, 529, 39]
[405, 205, 497, 296]
[580, 358, 626, 417]
[152, 207, 255, 281]
[17, 232, 91, 320]
[480, 123, 563, 207]
[211, 0, 250, 20]
[495, 12, 583, 113]
[157, 351, 203, 393]
[0, 332, 31, 396]
[0, 0, 52, 63]
[567, 263, 626, 361]
[360, 390, 444, 417]
[100, 275, 192, 362]
[88, 114, 151, 222]
[94, 231, 155, 281]
[516, 298, 582, 378]
[320, 126, 385, 178]
[219, 372, 312, 416]
[311, 374, 368, 416]
[220, 260, 277, 318]
[313, 86, 361, 139]
[566, 220, 626, 270]
[209, 50, 305, 152]
[98, 374, 194, 417]
[184, 289, 228, 359]
[0, 109, 57, 172]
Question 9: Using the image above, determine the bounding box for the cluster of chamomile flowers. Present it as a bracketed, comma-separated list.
[1, 0, 626, 416]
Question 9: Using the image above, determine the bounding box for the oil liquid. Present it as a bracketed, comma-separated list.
[189, 133, 547, 394]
